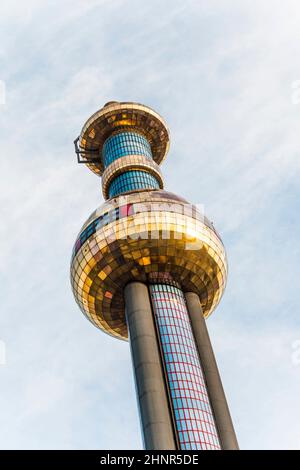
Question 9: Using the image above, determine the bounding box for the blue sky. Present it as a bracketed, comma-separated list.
[0, 0, 300, 449]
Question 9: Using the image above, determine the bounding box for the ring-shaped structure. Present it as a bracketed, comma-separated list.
[102, 155, 164, 199]
[78, 102, 170, 176]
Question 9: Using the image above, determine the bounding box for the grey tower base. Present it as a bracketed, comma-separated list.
[185, 292, 239, 450]
[124, 282, 177, 450]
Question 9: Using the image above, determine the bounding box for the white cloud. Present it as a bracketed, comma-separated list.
[0, 0, 299, 450]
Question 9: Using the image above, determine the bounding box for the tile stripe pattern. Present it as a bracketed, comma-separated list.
[103, 131, 152, 166]
[108, 170, 160, 198]
[149, 284, 221, 450]
[102, 130, 160, 197]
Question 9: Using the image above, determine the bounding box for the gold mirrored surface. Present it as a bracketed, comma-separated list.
[78, 102, 170, 176]
[70, 191, 227, 341]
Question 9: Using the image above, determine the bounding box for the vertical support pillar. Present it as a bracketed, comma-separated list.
[124, 282, 176, 450]
[185, 292, 239, 450]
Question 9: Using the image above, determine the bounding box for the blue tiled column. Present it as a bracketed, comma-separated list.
[103, 131, 160, 197]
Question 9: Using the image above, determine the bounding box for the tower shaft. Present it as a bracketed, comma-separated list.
[71, 101, 238, 450]
[185, 293, 239, 450]
[124, 282, 176, 450]
[125, 281, 238, 450]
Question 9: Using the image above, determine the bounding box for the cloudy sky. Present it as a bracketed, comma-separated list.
[0, 0, 300, 450]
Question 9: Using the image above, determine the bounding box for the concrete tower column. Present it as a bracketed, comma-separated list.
[124, 282, 176, 450]
[185, 292, 239, 450]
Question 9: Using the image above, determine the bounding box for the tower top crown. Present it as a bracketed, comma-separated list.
[74, 101, 170, 176]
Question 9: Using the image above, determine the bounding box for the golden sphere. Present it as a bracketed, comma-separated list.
[70, 190, 227, 340]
